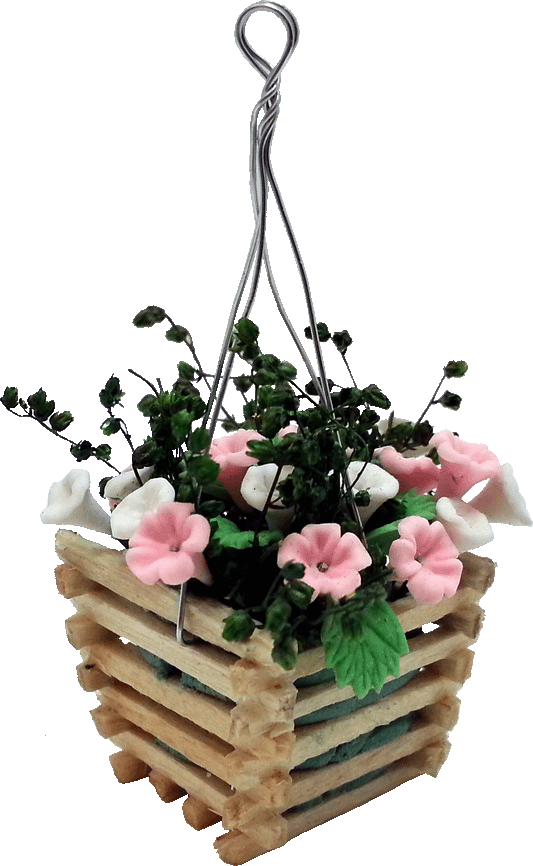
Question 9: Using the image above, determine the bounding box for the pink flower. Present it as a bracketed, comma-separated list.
[375, 446, 441, 495]
[277, 523, 372, 599]
[389, 516, 463, 605]
[278, 424, 300, 438]
[430, 430, 500, 500]
[210, 429, 266, 510]
[126, 502, 212, 587]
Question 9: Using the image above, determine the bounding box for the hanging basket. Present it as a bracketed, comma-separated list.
[56, 528, 494, 865]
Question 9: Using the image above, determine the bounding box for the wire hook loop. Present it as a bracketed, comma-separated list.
[235, 2, 299, 83]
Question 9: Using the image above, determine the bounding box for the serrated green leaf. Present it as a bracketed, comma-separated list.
[209, 517, 281, 553]
[322, 600, 409, 699]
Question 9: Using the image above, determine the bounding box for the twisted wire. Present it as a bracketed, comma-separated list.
[177, 2, 364, 645]
[203, 2, 328, 440]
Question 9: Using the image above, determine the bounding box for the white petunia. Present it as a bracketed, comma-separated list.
[346, 461, 400, 524]
[469, 463, 532, 527]
[104, 465, 154, 502]
[241, 463, 294, 532]
[435, 497, 494, 553]
[110, 477, 175, 540]
[40, 467, 111, 535]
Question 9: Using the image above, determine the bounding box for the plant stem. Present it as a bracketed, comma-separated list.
[128, 368, 160, 395]
[414, 373, 446, 427]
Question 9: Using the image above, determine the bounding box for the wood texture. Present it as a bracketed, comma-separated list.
[55, 531, 496, 863]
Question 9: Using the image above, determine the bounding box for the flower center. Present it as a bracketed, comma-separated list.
[170, 545, 180, 553]
[316, 561, 329, 573]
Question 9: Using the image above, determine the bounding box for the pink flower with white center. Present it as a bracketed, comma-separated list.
[277, 523, 372, 599]
[375, 446, 441, 495]
[430, 430, 500, 500]
[389, 516, 463, 606]
[126, 502, 212, 587]
[210, 429, 266, 510]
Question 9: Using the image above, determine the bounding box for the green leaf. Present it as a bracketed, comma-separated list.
[70, 440, 93, 461]
[365, 521, 401, 558]
[186, 454, 220, 485]
[444, 360, 468, 378]
[100, 417, 121, 436]
[27, 388, 55, 421]
[304, 322, 331, 342]
[265, 598, 292, 635]
[285, 580, 314, 609]
[165, 324, 190, 343]
[209, 517, 281, 553]
[332, 329, 353, 354]
[187, 426, 211, 453]
[222, 611, 256, 642]
[1, 386, 19, 410]
[397, 490, 437, 520]
[361, 384, 391, 410]
[438, 390, 462, 410]
[271, 637, 298, 670]
[177, 361, 197, 381]
[170, 409, 194, 445]
[99, 376, 124, 409]
[322, 600, 409, 699]
[133, 305, 166, 327]
[49, 411, 74, 432]
[94, 443, 112, 461]
[234, 317, 259, 344]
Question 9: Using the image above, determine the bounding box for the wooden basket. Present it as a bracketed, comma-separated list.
[55, 529, 495, 865]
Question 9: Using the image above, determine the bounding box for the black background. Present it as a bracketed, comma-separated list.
[0, 2, 531, 862]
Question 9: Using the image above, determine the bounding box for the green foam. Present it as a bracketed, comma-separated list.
[295, 712, 413, 770]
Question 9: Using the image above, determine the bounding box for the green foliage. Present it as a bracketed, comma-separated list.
[101, 417, 121, 436]
[304, 322, 331, 342]
[439, 390, 462, 410]
[28, 388, 55, 421]
[222, 610, 256, 642]
[444, 360, 468, 378]
[99, 376, 124, 410]
[208, 517, 282, 555]
[1, 387, 18, 410]
[166, 324, 190, 343]
[332, 330, 353, 355]
[322, 599, 409, 698]
[133, 305, 166, 327]
[49, 411, 74, 432]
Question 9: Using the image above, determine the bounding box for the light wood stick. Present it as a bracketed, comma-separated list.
[430, 647, 475, 684]
[440, 604, 485, 641]
[90, 704, 131, 738]
[55, 563, 94, 598]
[214, 830, 267, 866]
[65, 613, 110, 650]
[148, 769, 186, 802]
[76, 659, 112, 692]
[420, 695, 461, 731]
[109, 750, 150, 783]
[183, 795, 221, 830]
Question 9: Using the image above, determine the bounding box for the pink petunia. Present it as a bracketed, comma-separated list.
[375, 446, 441, 495]
[210, 429, 266, 510]
[430, 430, 500, 500]
[126, 502, 212, 587]
[277, 523, 372, 599]
[388, 515, 463, 605]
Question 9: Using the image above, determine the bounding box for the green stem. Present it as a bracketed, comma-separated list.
[414, 374, 445, 427]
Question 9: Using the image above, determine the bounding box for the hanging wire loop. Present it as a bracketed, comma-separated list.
[177, 2, 366, 647]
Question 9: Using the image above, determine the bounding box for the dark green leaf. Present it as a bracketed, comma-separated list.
[438, 391, 462, 410]
[280, 562, 306, 581]
[285, 580, 314, 609]
[444, 360, 468, 378]
[186, 454, 220, 485]
[100, 417, 122, 436]
[177, 361, 196, 381]
[187, 426, 211, 453]
[94, 443, 112, 461]
[137, 394, 158, 416]
[332, 330, 353, 354]
[1, 386, 18, 410]
[222, 611, 256, 642]
[304, 322, 331, 342]
[133, 305, 166, 327]
[265, 598, 292, 635]
[27, 388, 55, 421]
[49, 411, 74, 432]
[165, 324, 190, 343]
[271, 637, 298, 670]
[234, 318, 260, 344]
[361, 384, 391, 410]
[70, 440, 93, 461]
[99, 376, 124, 409]
[170, 410, 194, 445]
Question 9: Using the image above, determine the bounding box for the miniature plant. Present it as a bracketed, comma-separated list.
[2, 306, 531, 698]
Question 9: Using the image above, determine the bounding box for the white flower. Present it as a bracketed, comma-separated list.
[468, 463, 532, 527]
[435, 497, 494, 553]
[104, 465, 154, 502]
[40, 467, 111, 535]
[346, 461, 399, 524]
[240, 463, 294, 532]
[110, 477, 175, 540]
